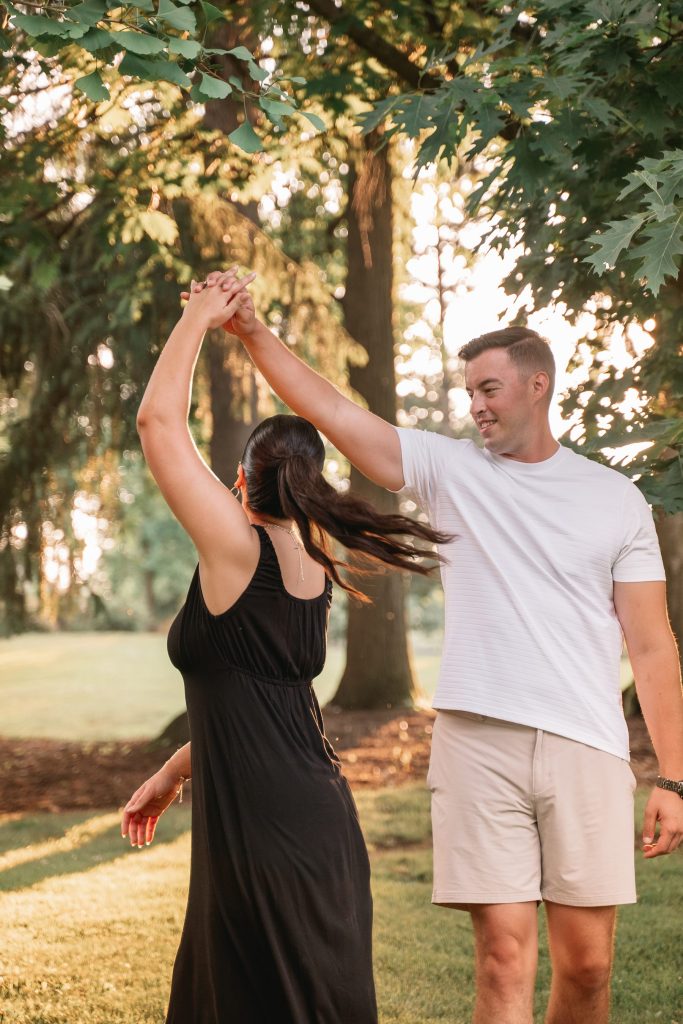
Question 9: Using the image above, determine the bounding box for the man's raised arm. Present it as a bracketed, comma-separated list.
[235, 315, 405, 493]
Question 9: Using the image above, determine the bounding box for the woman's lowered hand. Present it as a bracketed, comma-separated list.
[121, 766, 184, 848]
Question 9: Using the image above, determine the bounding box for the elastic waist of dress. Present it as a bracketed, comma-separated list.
[191, 664, 315, 688]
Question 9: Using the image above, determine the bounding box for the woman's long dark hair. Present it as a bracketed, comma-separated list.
[241, 414, 453, 602]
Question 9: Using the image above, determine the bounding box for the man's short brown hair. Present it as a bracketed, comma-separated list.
[458, 327, 556, 399]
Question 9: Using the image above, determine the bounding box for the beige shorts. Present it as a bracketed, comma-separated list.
[428, 710, 637, 908]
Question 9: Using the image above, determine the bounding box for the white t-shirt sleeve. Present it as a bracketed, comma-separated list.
[611, 483, 666, 582]
[391, 427, 441, 510]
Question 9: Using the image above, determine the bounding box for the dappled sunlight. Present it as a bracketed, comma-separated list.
[0, 811, 120, 873]
[0, 812, 191, 1023]
[0, 807, 191, 895]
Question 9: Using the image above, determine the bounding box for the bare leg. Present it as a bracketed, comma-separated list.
[544, 902, 617, 1024]
[466, 902, 538, 1024]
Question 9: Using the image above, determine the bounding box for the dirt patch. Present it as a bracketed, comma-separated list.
[0, 711, 657, 814]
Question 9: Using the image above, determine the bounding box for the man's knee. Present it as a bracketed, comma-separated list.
[476, 934, 536, 993]
[555, 953, 612, 993]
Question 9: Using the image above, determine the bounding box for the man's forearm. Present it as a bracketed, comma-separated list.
[237, 319, 345, 437]
[632, 643, 683, 778]
[235, 319, 404, 491]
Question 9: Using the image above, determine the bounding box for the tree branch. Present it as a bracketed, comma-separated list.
[302, 0, 441, 90]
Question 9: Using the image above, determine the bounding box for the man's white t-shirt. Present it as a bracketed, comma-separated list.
[393, 428, 665, 760]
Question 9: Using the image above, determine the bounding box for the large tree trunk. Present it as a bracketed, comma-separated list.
[333, 137, 418, 710]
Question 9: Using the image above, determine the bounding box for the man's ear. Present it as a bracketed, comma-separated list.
[532, 371, 550, 401]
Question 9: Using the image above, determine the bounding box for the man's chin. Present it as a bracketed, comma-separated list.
[482, 435, 503, 452]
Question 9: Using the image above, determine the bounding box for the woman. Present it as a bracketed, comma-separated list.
[121, 268, 451, 1024]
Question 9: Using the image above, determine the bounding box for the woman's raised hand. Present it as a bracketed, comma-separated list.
[121, 766, 184, 848]
[180, 268, 257, 336]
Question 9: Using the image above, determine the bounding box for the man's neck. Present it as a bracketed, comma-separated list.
[496, 433, 560, 464]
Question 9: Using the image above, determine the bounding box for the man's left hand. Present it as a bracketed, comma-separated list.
[642, 786, 683, 857]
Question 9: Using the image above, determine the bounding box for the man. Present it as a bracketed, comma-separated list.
[194, 272, 683, 1024]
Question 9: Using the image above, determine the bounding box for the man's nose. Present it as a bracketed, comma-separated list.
[470, 393, 485, 416]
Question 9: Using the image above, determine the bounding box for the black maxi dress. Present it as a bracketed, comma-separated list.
[165, 524, 377, 1024]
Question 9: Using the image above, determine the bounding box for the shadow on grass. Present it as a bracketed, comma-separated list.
[0, 806, 191, 893]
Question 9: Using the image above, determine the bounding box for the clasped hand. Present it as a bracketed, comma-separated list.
[180, 266, 257, 335]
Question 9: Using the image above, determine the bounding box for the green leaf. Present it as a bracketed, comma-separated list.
[584, 215, 645, 274]
[168, 37, 202, 58]
[359, 96, 401, 135]
[63, 22, 90, 39]
[74, 69, 110, 102]
[289, 76, 306, 85]
[227, 45, 254, 61]
[157, 0, 196, 33]
[247, 59, 269, 83]
[582, 96, 617, 125]
[78, 27, 113, 52]
[397, 93, 437, 138]
[196, 73, 231, 99]
[116, 31, 166, 55]
[259, 96, 295, 128]
[155, 60, 193, 89]
[636, 214, 683, 295]
[301, 111, 325, 133]
[468, 102, 504, 150]
[69, 0, 107, 27]
[583, 418, 683, 454]
[228, 121, 263, 153]
[119, 52, 191, 88]
[200, 1, 225, 23]
[10, 14, 65, 37]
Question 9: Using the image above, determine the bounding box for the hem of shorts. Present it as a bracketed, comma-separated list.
[432, 891, 541, 905]
[432, 890, 637, 907]
[541, 890, 637, 907]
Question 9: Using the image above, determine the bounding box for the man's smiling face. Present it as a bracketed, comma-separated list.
[465, 347, 536, 455]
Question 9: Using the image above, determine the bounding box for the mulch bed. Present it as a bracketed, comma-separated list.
[0, 711, 657, 814]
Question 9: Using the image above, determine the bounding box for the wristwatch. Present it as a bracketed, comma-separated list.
[656, 776, 683, 799]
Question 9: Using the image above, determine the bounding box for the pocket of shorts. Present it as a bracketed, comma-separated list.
[449, 709, 487, 723]
[627, 763, 637, 792]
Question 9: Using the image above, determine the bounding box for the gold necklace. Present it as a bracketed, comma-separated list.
[260, 521, 305, 582]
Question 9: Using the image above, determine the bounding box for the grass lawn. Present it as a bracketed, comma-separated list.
[0, 632, 444, 740]
[0, 788, 679, 1024]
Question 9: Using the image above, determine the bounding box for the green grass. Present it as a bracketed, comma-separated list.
[0, 632, 443, 740]
[0, 788, 679, 1024]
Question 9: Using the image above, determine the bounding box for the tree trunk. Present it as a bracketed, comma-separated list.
[333, 137, 418, 710]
